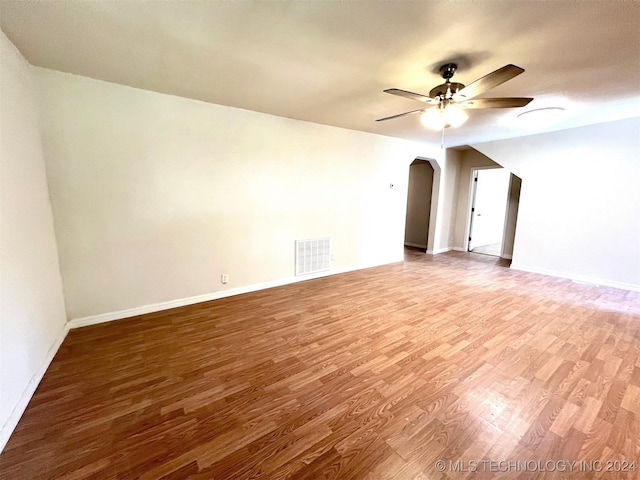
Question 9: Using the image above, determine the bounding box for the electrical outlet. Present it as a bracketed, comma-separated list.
[221, 274, 229, 284]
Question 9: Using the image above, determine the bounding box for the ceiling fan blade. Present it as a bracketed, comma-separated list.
[459, 97, 534, 109]
[384, 88, 439, 104]
[453, 64, 525, 101]
[376, 107, 430, 122]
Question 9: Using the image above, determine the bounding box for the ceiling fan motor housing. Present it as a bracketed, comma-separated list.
[429, 63, 465, 99]
[429, 82, 465, 99]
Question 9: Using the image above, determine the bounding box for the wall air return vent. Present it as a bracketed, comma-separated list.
[295, 238, 331, 276]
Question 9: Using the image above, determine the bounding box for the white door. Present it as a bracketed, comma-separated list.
[468, 168, 510, 253]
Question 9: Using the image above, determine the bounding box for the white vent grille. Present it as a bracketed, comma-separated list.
[295, 238, 331, 276]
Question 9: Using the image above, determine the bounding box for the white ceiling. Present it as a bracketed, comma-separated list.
[1, 1, 639, 147]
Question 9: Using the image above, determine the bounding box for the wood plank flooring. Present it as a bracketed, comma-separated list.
[1, 250, 639, 479]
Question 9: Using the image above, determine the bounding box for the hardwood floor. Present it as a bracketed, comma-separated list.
[1, 250, 639, 479]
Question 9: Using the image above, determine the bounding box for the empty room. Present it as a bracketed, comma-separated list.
[1, 1, 639, 478]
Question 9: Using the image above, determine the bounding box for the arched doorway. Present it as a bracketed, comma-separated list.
[404, 159, 435, 251]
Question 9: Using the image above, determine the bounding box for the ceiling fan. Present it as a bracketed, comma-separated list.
[377, 63, 533, 130]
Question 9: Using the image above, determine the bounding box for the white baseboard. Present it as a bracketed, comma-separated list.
[1, 258, 402, 452]
[404, 242, 426, 249]
[68, 258, 403, 329]
[0, 322, 69, 453]
[510, 264, 640, 292]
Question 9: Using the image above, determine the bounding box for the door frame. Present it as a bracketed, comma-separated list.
[463, 166, 510, 254]
[467, 169, 480, 251]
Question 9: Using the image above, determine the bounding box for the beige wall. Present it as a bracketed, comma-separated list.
[0, 32, 67, 451]
[474, 117, 640, 290]
[35, 68, 440, 321]
[429, 149, 460, 253]
[404, 161, 433, 248]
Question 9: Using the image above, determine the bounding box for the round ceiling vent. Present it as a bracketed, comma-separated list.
[517, 107, 566, 126]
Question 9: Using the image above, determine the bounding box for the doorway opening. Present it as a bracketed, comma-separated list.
[468, 168, 510, 257]
[404, 160, 435, 251]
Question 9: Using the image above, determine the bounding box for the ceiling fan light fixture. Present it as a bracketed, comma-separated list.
[421, 108, 446, 130]
[420, 104, 468, 130]
[443, 104, 469, 128]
